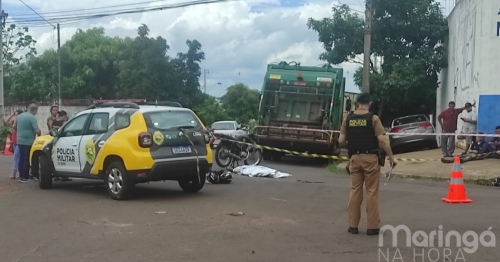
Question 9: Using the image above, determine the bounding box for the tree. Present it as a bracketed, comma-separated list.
[220, 83, 260, 124]
[307, 1, 448, 123]
[62, 27, 122, 99]
[7, 24, 207, 109]
[115, 24, 174, 100]
[192, 93, 229, 126]
[2, 23, 38, 103]
[170, 39, 206, 108]
[2, 24, 37, 68]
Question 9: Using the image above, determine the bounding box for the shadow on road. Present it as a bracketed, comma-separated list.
[263, 155, 333, 167]
[45, 179, 216, 201]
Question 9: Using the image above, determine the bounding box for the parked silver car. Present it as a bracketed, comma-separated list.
[388, 114, 438, 152]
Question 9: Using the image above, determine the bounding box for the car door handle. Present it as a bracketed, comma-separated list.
[72, 143, 78, 147]
[98, 141, 105, 148]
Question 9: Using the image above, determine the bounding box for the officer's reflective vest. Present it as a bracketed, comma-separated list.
[346, 112, 379, 155]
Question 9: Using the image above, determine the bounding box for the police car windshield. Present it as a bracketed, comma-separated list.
[143, 111, 201, 131]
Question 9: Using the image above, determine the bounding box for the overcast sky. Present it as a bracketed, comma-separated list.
[3, 0, 454, 98]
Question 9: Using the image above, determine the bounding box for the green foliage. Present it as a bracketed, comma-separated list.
[2, 23, 39, 104]
[0, 124, 12, 146]
[6, 24, 207, 110]
[192, 94, 229, 126]
[307, 0, 448, 123]
[220, 83, 260, 125]
[5, 23, 260, 125]
[2, 24, 37, 67]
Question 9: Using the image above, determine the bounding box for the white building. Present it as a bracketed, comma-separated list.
[436, 0, 500, 148]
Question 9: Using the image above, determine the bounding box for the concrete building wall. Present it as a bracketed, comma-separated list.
[437, 0, 500, 148]
[4, 106, 88, 135]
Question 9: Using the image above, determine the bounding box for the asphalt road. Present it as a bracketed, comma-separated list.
[0, 154, 499, 262]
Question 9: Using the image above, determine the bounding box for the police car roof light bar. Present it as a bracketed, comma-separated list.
[85, 102, 141, 110]
[135, 101, 183, 108]
[84, 101, 183, 110]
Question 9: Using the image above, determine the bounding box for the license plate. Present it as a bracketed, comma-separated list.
[172, 146, 192, 154]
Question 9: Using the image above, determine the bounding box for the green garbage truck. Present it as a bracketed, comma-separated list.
[253, 61, 352, 161]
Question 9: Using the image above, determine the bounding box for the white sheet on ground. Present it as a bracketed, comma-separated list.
[232, 165, 291, 178]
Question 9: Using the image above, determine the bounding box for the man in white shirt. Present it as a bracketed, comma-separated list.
[460, 103, 477, 154]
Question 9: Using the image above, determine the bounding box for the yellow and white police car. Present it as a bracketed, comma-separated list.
[29, 101, 213, 200]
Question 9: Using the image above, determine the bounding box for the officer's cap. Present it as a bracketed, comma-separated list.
[356, 93, 371, 104]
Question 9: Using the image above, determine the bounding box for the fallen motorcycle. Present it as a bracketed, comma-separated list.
[213, 133, 263, 168]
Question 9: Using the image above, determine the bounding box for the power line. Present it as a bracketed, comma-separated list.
[11, 0, 174, 17]
[16, 0, 55, 28]
[8, 0, 235, 27]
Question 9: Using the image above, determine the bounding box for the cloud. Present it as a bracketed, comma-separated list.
[4, 0, 453, 98]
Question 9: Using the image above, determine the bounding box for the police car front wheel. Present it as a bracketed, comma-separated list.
[38, 155, 53, 189]
[104, 161, 134, 200]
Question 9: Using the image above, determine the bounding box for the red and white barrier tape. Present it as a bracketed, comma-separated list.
[322, 130, 500, 137]
[253, 126, 500, 137]
[385, 132, 500, 137]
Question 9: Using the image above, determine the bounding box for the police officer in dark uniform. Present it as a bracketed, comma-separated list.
[339, 93, 396, 236]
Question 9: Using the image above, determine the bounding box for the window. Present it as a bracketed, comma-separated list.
[61, 114, 89, 137]
[393, 115, 428, 126]
[143, 110, 201, 131]
[115, 113, 130, 130]
[211, 122, 235, 130]
[87, 113, 109, 135]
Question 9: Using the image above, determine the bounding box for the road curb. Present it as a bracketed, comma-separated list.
[334, 159, 497, 186]
[384, 172, 496, 186]
[331, 162, 497, 187]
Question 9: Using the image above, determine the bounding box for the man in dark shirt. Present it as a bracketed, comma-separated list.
[437, 101, 473, 157]
[443, 133, 486, 163]
[488, 126, 500, 151]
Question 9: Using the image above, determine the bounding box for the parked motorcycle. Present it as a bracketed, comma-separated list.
[206, 126, 217, 149]
[213, 132, 263, 168]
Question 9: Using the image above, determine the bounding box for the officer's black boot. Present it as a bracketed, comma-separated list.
[367, 229, 380, 235]
[348, 227, 359, 234]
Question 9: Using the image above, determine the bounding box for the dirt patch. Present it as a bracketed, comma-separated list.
[0, 187, 11, 195]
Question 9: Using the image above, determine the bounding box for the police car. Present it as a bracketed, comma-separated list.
[29, 101, 213, 200]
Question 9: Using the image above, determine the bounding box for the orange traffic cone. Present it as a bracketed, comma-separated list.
[442, 156, 472, 204]
[2, 134, 13, 156]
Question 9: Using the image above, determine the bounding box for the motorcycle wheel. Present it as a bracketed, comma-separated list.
[244, 148, 263, 166]
[215, 144, 233, 168]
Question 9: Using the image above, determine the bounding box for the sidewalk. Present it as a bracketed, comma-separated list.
[338, 149, 499, 181]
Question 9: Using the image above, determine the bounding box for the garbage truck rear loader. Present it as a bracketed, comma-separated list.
[254, 61, 352, 161]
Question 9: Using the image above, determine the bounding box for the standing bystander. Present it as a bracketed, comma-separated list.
[437, 101, 474, 157]
[459, 103, 477, 154]
[14, 104, 41, 183]
[47, 105, 59, 133]
[6, 110, 23, 179]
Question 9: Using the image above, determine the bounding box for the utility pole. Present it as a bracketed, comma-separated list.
[57, 23, 61, 106]
[0, 1, 4, 127]
[203, 69, 208, 93]
[362, 0, 372, 94]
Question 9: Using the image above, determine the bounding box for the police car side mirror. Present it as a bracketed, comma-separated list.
[49, 129, 59, 137]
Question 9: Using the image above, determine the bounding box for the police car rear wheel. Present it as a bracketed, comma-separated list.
[178, 172, 206, 193]
[38, 155, 52, 189]
[105, 161, 133, 200]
